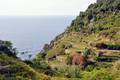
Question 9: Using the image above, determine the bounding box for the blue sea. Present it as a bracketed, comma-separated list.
[0, 16, 75, 60]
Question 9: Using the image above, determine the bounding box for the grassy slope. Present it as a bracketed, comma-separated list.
[1, 0, 120, 79]
[46, 12, 120, 59]
[39, 0, 120, 79]
[0, 53, 51, 80]
[0, 53, 71, 80]
[43, 0, 120, 60]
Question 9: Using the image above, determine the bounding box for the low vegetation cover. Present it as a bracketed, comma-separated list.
[1, 0, 120, 80]
[37, 0, 120, 79]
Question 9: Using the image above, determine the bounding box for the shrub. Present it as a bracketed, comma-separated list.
[95, 43, 107, 49]
[113, 61, 120, 71]
[82, 69, 113, 80]
[53, 66, 81, 78]
[45, 47, 64, 60]
[107, 44, 120, 50]
[0, 40, 17, 57]
[96, 43, 120, 50]
[35, 53, 42, 61]
[31, 60, 55, 76]
[0, 75, 5, 80]
[61, 43, 72, 49]
[82, 48, 91, 58]
[85, 65, 95, 72]
[66, 55, 72, 65]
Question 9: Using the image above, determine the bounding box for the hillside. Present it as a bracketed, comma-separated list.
[37, 0, 120, 79]
[0, 40, 52, 80]
[1, 0, 120, 80]
[0, 53, 52, 80]
[41, 0, 120, 59]
[0, 40, 70, 80]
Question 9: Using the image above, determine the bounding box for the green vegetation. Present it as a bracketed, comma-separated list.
[0, 53, 51, 80]
[95, 43, 120, 50]
[0, 41, 67, 80]
[0, 41, 48, 80]
[36, 0, 120, 79]
[1, 0, 120, 79]
[83, 48, 91, 58]
[66, 54, 73, 65]
[53, 66, 81, 78]
[0, 40, 17, 57]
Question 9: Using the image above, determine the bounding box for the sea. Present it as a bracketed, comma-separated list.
[0, 16, 75, 60]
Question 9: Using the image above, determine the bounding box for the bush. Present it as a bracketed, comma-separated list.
[95, 43, 107, 49]
[0, 40, 17, 57]
[35, 53, 42, 61]
[53, 66, 81, 78]
[61, 43, 72, 49]
[85, 65, 95, 72]
[31, 60, 55, 76]
[82, 69, 113, 80]
[45, 48, 64, 60]
[0, 75, 5, 80]
[107, 44, 120, 50]
[113, 61, 120, 71]
[66, 55, 72, 65]
[83, 48, 91, 58]
[96, 43, 120, 50]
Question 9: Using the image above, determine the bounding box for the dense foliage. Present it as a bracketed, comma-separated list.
[0, 40, 17, 57]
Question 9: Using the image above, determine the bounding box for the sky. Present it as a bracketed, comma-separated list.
[0, 0, 96, 16]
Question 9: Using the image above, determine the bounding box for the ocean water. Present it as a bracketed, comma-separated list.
[0, 16, 75, 60]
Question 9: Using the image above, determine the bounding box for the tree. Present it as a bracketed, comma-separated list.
[0, 40, 17, 57]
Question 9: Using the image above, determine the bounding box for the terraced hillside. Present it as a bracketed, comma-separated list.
[1, 0, 120, 80]
[37, 0, 120, 79]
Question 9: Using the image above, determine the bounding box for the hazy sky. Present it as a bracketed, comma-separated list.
[0, 0, 96, 16]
